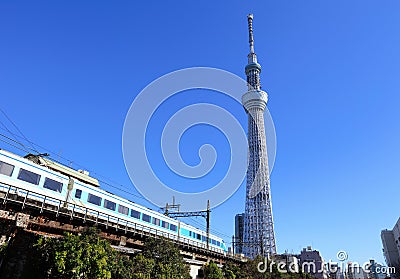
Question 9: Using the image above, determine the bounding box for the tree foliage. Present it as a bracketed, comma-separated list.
[33, 228, 190, 279]
[203, 261, 225, 279]
[32, 226, 322, 279]
[202, 255, 319, 279]
[34, 227, 120, 279]
[141, 237, 190, 279]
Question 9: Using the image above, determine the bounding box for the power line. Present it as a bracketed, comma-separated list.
[0, 132, 32, 154]
[0, 137, 31, 154]
[0, 107, 39, 154]
[0, 128, 148, 203]
[0, 114, 234, 240]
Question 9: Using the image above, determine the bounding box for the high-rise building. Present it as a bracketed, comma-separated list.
[381, 218, 400, 268]
[234, 213, 244, 254]
[242, 14, 276, 258]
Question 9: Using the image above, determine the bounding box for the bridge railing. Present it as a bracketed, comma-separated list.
[0, 182, 238, 258]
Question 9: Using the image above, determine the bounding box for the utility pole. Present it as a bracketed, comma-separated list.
[164, 199, 211, 249]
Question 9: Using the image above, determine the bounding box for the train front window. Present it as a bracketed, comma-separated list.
[0, 161, 14, 176]
[43, 178, 63, 193]
[104, 199, 116, 211]
[118, 205, 129, 215]
[17, 169, 41, 185]
[75, 189, 82, 199]
[87, 193, 102, 206]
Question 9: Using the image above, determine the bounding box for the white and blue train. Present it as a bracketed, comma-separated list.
[0, 148, 227, 253]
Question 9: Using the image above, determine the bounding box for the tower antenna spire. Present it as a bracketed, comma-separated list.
[247, 14, 255, 53]
[245, 14, 261, 89]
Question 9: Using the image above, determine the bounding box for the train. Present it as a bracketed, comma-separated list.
[0, 148, 227, 253]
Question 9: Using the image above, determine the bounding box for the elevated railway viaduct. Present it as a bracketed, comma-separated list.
[0, 184, 245, 278]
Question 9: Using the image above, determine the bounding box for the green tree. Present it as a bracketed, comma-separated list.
[130, 253, 155, 279]
[222, 262, 240, 279]
[203, 261, 224, 279]
[141, 237, 191, 279]
[34, 227, 119, 279]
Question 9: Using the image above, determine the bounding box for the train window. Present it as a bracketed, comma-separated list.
[202, 236, 207, 242]
[189, 231, 192, 237]
[17, 169, 41, 185]
[118, 205, 129, 215]
[104, 199, 116, 211]
[197, 234, 201, 240]
[75, 189, 82, 199]
[152, 218, 160, 226]
[0, 161, 14, 176]
[162, 221, 169, 229]
[87, 193, 102, 206]
[170, 224, 177, 232]
[131, 210, 140, 219]
[212, 239, 216, 245]
[43, 178, 63, 193]
[142, 214, 151, 223]
[216, 241, 220, 246]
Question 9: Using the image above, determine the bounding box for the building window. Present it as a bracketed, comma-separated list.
[0, 161, 14, 176]
[118, 205, 129, 215]
[75, 189, 82, 199]
[18, 169, 41, 185]
[43, 178, 63, 192]
[87, 193, 102, 206]
[104, 199, 116, 211]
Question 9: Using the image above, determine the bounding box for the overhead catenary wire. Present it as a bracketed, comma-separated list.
[0, 107, 40, 154]
[0, 117, 234, 242]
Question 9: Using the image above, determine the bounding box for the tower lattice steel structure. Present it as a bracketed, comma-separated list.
[242, 14, 276, 258]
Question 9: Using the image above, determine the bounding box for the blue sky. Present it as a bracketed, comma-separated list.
[1, 0, 400, 264]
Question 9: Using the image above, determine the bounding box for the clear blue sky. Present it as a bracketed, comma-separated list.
[1, 0, 400, 265]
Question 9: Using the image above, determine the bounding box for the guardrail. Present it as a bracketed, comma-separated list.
[0, 182, 243, 261]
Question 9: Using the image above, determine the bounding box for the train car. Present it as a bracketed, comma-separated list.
[0, 148, 227, 253]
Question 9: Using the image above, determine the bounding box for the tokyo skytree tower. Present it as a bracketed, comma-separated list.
[242, 14, 276, 258]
